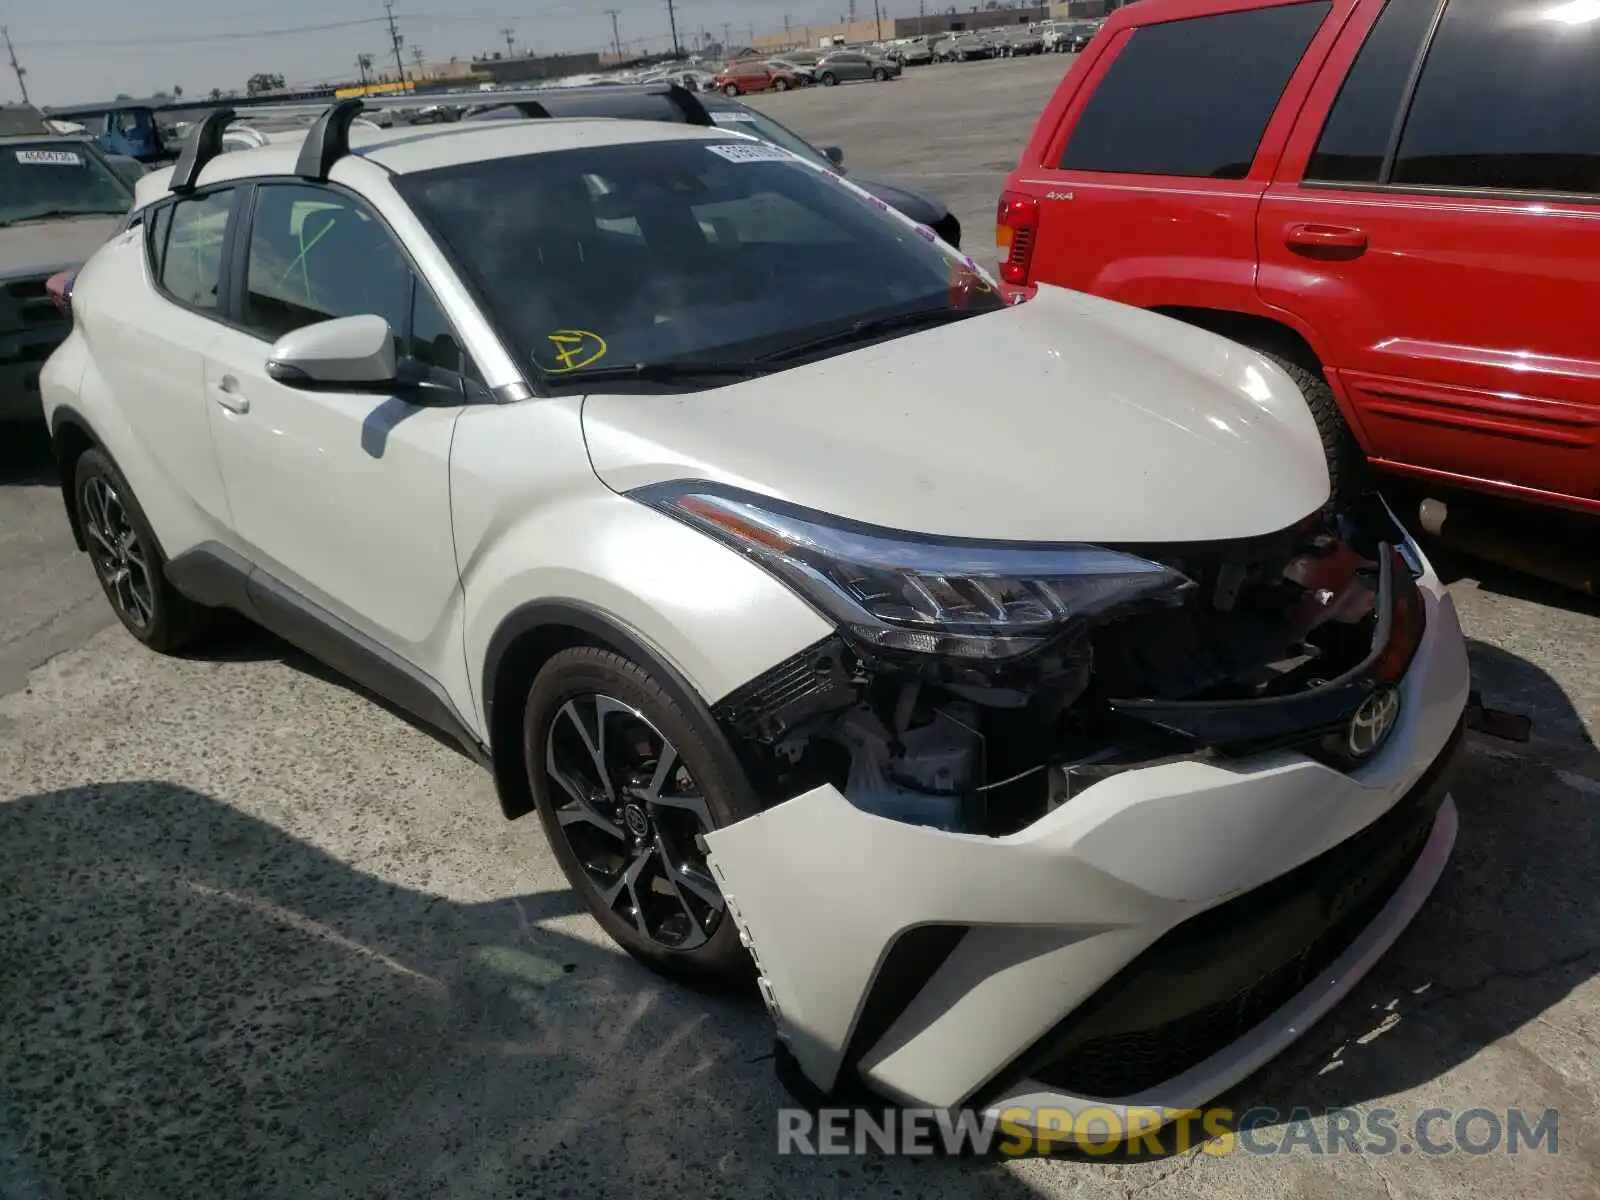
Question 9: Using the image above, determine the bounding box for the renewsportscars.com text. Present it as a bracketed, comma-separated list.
[777, 1106, 1560, 1158]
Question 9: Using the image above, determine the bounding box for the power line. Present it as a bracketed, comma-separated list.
[383, 0, 407, 82]
[605, 9, 622, 60]
[665, 0, 681, 58]
[2, 26, 29, 105]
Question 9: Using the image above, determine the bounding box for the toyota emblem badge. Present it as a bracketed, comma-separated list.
[1347, 686, 1401, 759]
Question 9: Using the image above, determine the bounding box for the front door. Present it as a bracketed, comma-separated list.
[202, 180, 465, 658]
[1258, 0, 1600, 508]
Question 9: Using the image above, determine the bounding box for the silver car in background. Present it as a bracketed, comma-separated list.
[813, 49, 902, 85]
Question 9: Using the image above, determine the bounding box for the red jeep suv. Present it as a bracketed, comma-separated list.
[999, 0, 1599, 517]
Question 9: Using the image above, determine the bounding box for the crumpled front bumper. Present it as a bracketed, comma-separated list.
[703, 549, 1470, 1119]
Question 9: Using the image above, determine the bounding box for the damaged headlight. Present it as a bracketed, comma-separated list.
[637, 483, 1193, 659]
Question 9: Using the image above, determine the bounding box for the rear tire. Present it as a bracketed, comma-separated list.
[73, 447, 209, 653]
[872, 67, 888, 81]
[1258, 352, 1369, 508]
[774, 77, 789, 91]
[524, 647, 758, 989]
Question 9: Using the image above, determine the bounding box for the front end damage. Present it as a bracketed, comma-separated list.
[701, 495, 1470, 1126]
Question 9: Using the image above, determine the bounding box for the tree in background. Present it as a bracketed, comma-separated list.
[246, 72, 287, 96]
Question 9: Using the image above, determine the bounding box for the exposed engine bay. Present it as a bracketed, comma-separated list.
[715, 496, 1427, 836]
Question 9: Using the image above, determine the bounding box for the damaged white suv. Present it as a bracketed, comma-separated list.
[43, 100, 1470, 1132]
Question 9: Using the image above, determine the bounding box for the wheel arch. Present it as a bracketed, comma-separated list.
[48, 405, 102, 551]
[481, 600, 752, 821]
[1150, 305, 1326, 378]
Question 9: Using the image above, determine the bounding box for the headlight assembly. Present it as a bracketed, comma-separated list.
[634, 483, 1193, 659]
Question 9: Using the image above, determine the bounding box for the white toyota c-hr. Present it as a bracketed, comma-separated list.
[42, 100, 1470, 1134]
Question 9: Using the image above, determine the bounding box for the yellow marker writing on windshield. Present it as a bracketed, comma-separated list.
[544, 330, 608, 373]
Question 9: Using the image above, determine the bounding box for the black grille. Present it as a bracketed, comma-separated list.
[1010, 719, 1462, 1100]
[3, 277, 62, 329]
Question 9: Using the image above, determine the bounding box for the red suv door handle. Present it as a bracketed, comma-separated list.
[1285, 223, 1369, 255]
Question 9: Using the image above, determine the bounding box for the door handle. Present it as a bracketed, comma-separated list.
[1285, 223, 1369, 255]
[212, 375, 249, 415]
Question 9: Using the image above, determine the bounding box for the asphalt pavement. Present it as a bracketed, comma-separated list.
[1, 54, 1597, 1199]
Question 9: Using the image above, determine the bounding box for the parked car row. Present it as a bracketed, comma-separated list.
[714, 48, 903, 94]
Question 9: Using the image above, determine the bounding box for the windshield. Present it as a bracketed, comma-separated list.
[707, 107, 830, 168]
[0, 142, 132, 225]
[398, 138, 1002, 391]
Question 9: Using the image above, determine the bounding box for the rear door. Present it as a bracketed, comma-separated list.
[1258, 0, 1600, 508]
[1015, 0, 1339, 311]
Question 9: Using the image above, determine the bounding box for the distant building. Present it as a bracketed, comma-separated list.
[747, 5, 1053, 51]
[470, 50, 605, 84]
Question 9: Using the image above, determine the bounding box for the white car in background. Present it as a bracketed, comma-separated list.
[42, 100, 1469, 1137]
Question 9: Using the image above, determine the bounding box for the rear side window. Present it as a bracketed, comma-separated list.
[1306, 0, 1441, 184]
[1391, 0, 1600, 194]
[152, 188, 233, 311]
[1059, 2, 1331, 179]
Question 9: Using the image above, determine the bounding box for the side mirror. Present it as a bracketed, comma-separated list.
[266, 314, 396, 390]
[823, 145, 844, 166]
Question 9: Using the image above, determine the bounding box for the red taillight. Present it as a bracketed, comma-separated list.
[995, 190, 1040, 287]
[46, 269, 77, 318]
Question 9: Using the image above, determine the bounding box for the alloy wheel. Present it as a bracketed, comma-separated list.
[544, 694, 724, 950]
[82, 476, 155, 630]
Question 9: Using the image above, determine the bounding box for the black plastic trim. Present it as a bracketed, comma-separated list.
[1377, 0, 1449, 186]
[164, 542, 490, 767]
[169, 107, 236, 193]
[480, 599, 757, 820]
[1106, 546, 1406, 752]
[294, 97, 367, 182]
[840, 924, 967, 1082]
[980, 715, 1465, 1106]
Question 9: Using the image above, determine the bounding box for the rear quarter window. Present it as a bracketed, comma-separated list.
[1059, 1, 1332, 179]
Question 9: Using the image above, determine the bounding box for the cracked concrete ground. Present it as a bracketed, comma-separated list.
[2, 53, 1598, 1200]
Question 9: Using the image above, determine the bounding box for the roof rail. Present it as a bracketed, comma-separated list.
[182, 80, 715, 126]
[295, 97, 367, 181]
[169, 107, 236, 194]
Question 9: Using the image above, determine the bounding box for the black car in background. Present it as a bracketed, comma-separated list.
[460, 83, 963, 249]
[0, 123, 136, 424]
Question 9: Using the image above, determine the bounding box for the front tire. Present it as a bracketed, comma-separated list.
[872, 67, 888, 81]
[524, 647, 758, 987]
[722, 83, 740, 96]
[74, 447, 208, 653]
[1258, 352, 1369, 508]
[820, 71, 838, 86]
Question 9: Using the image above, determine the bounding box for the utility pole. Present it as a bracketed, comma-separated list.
[411, 45, 425, 78]
[721, 21, 733, 49]
[918, 0, 925, 34]
[356, 53, 372, 86]
[2, 27, 28, 106]
[848, 0, 857, 23]
[383, 0, 407, 82]
[501, 27, 515, 56]
[605, 9, 623, 60]
[665, 0, 682, 58]
[873, 0, 882, 38]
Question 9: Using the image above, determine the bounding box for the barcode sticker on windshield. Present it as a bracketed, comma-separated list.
[705, 142, 795, 163]
[15, 149, 82, 166]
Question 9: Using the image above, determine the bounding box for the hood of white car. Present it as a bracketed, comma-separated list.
[581, 286, 1331, 544]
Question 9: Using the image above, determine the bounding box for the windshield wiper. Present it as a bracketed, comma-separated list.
[0, 208, 124, 227]
[762, 306, 984, 362]
[545, 359, 789, 386]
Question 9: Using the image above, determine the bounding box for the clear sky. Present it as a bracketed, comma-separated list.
[3, 0, 898, 106]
